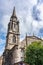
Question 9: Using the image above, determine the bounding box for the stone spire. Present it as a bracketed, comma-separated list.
[10, 6, 17, 21]
[12, 7, 16, 17]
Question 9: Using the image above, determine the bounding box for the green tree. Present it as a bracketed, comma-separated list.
[25, 41, 43, 65]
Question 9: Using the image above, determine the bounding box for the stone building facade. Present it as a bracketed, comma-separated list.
[0, 7, 43, 65]
[0, 56, 3, 65]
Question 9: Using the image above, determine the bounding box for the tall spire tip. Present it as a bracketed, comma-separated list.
[13, 6, 16, 16]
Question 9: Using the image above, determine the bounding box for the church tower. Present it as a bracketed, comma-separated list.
[6, 7, 20, 50]
[2, 7, 20, 65]
[2, 7, 25, 65]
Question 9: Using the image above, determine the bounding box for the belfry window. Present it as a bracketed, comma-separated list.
[13, 24, 16, 31]
[13, 35, 16, 43]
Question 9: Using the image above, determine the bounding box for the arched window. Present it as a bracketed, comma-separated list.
[13, 35, 16, 43]
[19, 63, 25, 65]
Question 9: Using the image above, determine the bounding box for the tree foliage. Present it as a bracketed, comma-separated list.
[25, 41, 43, 65]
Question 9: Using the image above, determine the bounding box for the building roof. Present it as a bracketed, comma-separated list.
[20, 35, 43, 49]
[27, 36, 42, 40]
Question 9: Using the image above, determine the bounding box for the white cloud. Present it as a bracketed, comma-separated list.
[0, 0, 14, 14]
[1, 15, 10, 32]
[16, 0, 37, 36]
[0, 38, 5, 44]
[0, 0, 43, 38]
[0, 39, 5, 56]
[37, 3, 43, 21]
[0, 0, 38, 36]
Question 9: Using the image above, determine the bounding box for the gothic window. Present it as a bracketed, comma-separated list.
[13, 35, 16, 43]
[23, 63, 25, 65]
[19, 63, 25, 65]
[21, 48, 24, 53]
[21, 57, 24, 61]
[13, 24, 16, 31]
[19, 63, 23, 65]
[21, 48, 24, 60]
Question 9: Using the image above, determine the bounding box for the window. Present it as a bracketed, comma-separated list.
[19, 63, 25, 65]
[23, 63, 25, 65]
[13, 35, 16, 43]
[21, 57, 24, 61]
[13, 24, 16, 31]
[19, 63, 23, 65]
[21, 48, 24, 53]
[21, 48, 24, 60]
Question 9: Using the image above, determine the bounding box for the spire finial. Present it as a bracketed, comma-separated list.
[13, 6, 16, 16]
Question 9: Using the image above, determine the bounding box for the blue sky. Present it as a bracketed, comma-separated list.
[0, 0, 43, 56]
